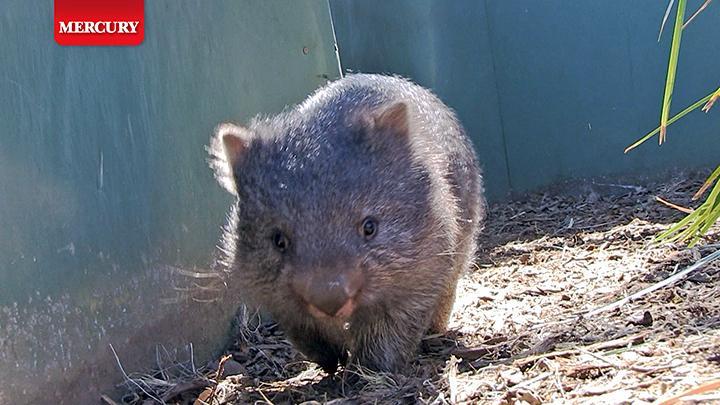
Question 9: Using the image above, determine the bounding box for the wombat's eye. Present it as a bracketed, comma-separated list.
[271, 230, 290, 253]
[360, 217, 378, 240]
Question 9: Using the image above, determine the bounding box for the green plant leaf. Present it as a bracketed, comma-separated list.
[693, 164, 720, 200]
[658, 0, 675, 41]
[624, 90, 715, 153]
[702, 86, 720, 112]
[683, 0, 713, 29]
[639, 1, 718, 247]
[659, 0, 686, 145]
[655, 173, 720, 246]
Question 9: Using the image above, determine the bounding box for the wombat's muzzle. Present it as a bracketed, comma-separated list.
[291, 267, 364, 319]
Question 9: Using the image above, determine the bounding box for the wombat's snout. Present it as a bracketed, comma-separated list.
[291, 267, 364, 319]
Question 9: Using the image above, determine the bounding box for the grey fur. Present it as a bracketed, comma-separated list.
[209, 74, 486, 372]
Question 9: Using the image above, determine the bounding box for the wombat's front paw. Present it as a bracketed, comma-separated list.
[286, 328, 347, 374]
[308, 346, 349, 375]
[350, 337, 415, 373]
[350, 350, 407, 374]
[313, 352, 341, 375]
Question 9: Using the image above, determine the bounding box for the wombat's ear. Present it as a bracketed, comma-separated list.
[373, 102, 409, 137]
[208, 122, 252, 195]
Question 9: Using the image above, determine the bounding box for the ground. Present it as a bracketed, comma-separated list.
[116, 170, 720, 404]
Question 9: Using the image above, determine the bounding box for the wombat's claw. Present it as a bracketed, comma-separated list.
[319, 359, 339, 375]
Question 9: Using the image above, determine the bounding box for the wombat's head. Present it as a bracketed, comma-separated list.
[209, 103, 441, 325]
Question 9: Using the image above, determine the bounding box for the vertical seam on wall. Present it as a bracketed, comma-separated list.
[326, 0, 344, 78]
[482, 0, 513, 193]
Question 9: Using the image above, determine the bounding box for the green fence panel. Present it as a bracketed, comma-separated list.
[330, 0, 511, 201]
[330, 0, 720, 198]
[0, 1, 340, 402]
[486, 1, 720, 192]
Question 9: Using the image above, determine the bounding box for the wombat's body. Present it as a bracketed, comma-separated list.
[209, 74, 485, 372]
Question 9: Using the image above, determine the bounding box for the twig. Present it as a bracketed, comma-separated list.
[678, 393, 720, 401]
[657, 378, 720, 405]
[578, 348, 676, 375]
[447, 355, 460, 404]
[511, 371, 553, 390]
[257, 388, 274, 405]
[155, 346, 168, 382]
[582, 249, 720, 319]
[578, 348, 623, 368]
[109, 343, 165, 404]
[514, 333, 646, 368]
[655, 196, 693, 213]
[190, 342, 196, 374]
[570, 377, 660, 398]
[100, 394, 121, 405]
[593, 182, 645, 193]
[564, 363, 613, 379]
[206, 354, 232, 405]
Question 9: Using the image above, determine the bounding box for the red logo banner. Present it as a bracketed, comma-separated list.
[54, 0, 144, 46]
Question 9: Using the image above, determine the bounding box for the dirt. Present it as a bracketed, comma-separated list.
[116, 170, 720, 404]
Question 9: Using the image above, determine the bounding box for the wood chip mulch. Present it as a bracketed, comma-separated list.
[118, 170, 720, 405]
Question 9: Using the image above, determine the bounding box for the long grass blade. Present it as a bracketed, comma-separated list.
[656, 179, 720, 245]
[698, 204, 720, 236]
[658, 0, 676, 41]
[662, 209, 704, 244]
[682, 0, 712, 29]
[693, 165, 720, 200]
[659, 0, 687, 145]
[655, 208, 698, 241]
[643, 0, 719, 247]
[702, 87, 720, 112]
[625, 90, 715, 153]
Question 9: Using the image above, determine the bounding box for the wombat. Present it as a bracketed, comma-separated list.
[209, 74, 485, 373]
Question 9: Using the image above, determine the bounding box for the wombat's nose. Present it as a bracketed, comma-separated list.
[292, 269, 364, 319]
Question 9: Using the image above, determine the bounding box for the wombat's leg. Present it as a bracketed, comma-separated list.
[284, 326, 344, 374]
[338, 347, 349, 367]
[429, 284, 457, 334]
[350, 315, 425, 372]
[301, 341, 344, 374]
[430, 231, 480, 333]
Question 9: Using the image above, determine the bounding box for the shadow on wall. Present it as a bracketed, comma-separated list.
[0, 0, 340, 402]
[329, 0, 720, 200]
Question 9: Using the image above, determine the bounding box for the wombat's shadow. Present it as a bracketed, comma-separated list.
[479, 170, 711, 253]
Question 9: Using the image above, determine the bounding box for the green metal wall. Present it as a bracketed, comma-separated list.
[330, 0, 720, 200]
[0, 1, 339, 402]
[3, 0, 719, 402]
